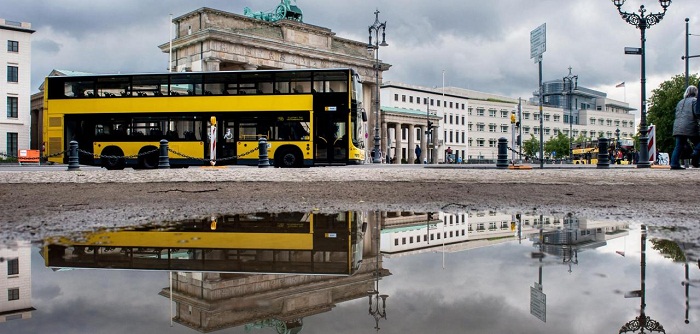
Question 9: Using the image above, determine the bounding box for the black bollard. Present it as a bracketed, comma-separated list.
[258, 137, 270, 168]
[496, 137, 509, 169]
[158, 139, 170, 169]
[67, 140, 80, 171]
[597, 138, 610, 169]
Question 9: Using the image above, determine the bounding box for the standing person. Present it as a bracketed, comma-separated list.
[414, 144, 421, 164]
[670, 85, 698, 170]
[446, 146, 453, 163]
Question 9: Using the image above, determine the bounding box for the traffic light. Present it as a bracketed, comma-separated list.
[510, 112, 516, 124]
[516, 135, 521, 145]
[428, 121, 433, 128]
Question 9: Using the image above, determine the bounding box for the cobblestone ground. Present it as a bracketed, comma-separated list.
[0, 165, 698, 254]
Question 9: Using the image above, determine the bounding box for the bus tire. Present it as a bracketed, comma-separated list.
[275, 147, 302, 168]
[101, 147, 126, 170]
[138, 146, 159, 169]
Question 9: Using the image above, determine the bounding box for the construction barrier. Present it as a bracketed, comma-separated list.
[18, 149, 41, 165]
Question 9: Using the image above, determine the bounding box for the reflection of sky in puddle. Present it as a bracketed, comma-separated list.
[1, 211, 699, 334]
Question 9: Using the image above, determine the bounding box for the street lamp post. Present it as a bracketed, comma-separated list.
[368, 10, 388, 164]
[611, 0, 671, 168]
[562, 67, 578, 161]
[681, 18, 700, 89]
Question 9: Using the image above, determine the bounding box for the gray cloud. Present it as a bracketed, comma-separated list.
[8, 0, 700, 114]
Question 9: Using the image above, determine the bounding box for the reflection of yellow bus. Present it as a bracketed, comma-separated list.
[44, 69, 366, 169]
[42, 212, 365, 275]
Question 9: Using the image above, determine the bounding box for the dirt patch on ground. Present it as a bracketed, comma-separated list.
[1, 166, 699, 245]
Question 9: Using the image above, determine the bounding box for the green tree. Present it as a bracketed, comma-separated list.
[544, 132, 571, 158]
[647, 73, 699, 153]
[522, 134, 540, 159]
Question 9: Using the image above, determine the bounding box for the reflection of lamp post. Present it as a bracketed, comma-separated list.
[611, 0, 671, 169]
[368, 10, 388, 164]
[367, 211, 388, 331]
[619, 225, 666, 333]
[562, 67, 578, 161]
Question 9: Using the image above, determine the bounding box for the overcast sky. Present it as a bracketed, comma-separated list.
[7, 0, 700, 115]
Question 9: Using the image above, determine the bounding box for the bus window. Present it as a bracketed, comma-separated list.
[240, 72, 274, 94]
[171, 73, 202, 96]
[314, 71, 348, 93]
[204, 72, 237, 95]
[96, 76, 130, 97]
[278, 71, 311, 93]
[132, 75, 168, 97]
[63, 79, 94, 98]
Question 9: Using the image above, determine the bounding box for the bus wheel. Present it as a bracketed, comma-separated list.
[275, 148, 302, 168]
[101, 147, 125, 170]
[138, 146, 159, 169]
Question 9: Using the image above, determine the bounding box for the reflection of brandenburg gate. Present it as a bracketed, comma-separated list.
[161, 7, 429, 163]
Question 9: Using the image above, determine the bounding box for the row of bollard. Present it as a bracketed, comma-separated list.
[496, 137, 611, 169]
[66, 137, 272, 171]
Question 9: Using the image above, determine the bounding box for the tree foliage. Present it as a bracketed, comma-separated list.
[522, 134, 540, 158]
[647, 73, 699, 153]
[544, 132, 571, 158]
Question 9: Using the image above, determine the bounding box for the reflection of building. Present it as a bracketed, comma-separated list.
[159, 216, 389, 333]
[381, 211, 541, 256]
[0, 241, 35, 322]
[530, 215, 630, 257]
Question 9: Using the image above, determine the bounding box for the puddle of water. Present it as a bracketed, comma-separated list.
[0, 211, 698, 333]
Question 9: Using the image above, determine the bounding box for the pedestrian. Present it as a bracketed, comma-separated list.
[415, 144, 421, 164]
[446, 146, 453, 163]
[670, 85, 698, 170]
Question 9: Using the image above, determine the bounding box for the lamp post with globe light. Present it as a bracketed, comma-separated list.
[368, 10, 388, 164]
[611, 0, 671, 168]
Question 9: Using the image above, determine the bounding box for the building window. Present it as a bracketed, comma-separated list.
[468, 122, 473, 131]
[409, 96, 413, 103]
[477, 139, 485, 147]
[544, 114, 550, 121]
[6, 132, 18, 156]
[468, 107, 473, 115]
[430, 99, 434, 106]
[461, 132, 465, 143]
[501, 125, 509, 133]
[7, 66, 18, 82]
[489, 138, 496, 147]
[461, 103, 465, 110]
[489, 109, 497, 117]
[476, 123, 485, 131]
[401, 95, 406, 102]
[7, 258, 19, 275]
[8, 288, 19, 301]
[477, 108, 485, 116]
[461, 116, 465, 125]
[449, 102, 453, 108]
[553, 115, 561, 122]
[437, 100, 441, 107]
[394, 94, 398, 101]
[488, 124, 496, 132]
[523, 112, 530, 120]
[501, 110, 509, 118]
[7, 96, 18, 118]
[523, 126, 530, 134]
[7, 40, 19, 52]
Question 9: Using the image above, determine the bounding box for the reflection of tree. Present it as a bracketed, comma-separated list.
[650, 239, 686, 262]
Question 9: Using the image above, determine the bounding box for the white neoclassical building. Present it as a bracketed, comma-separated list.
[380, 81, 636, 163]
[0, 18, 34, 158]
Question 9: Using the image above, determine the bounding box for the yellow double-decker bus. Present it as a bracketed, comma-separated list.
[43, 68, 367, 169]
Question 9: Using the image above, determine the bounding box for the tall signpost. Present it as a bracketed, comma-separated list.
[531, 23, 546, 169]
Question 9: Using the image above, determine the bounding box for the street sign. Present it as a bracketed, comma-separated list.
[530, 284, 546, 322]
[624, 47, 642, 55]
[530, 23, 546, 60]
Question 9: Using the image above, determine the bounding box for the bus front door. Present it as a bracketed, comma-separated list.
[314, 112, 347, 165]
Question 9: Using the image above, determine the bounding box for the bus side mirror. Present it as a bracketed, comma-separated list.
[361, 111, 368, 122]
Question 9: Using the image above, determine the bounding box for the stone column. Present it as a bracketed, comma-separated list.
[419, 125, 427, 163]
[394, 123, 402, 164]
[432, 127, 439, 164]
[408, 124, 415, 164]
[381, 121, 388, 163]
